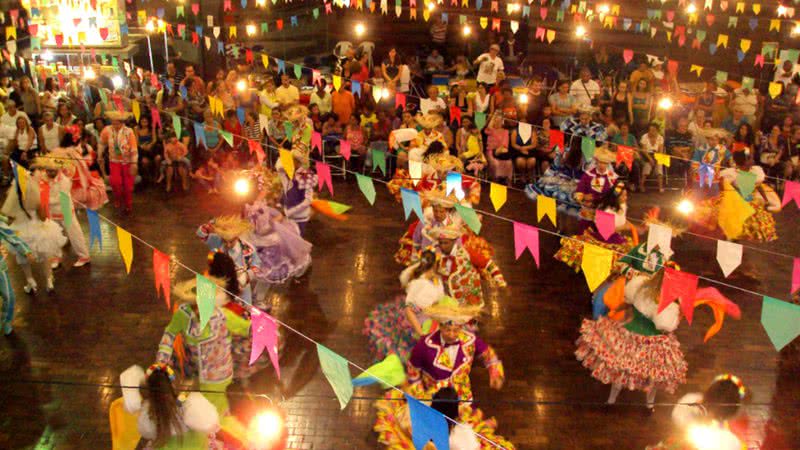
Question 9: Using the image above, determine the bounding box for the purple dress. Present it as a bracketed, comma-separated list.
[575, 166, 619, 230]
[244, 201, 312, 284]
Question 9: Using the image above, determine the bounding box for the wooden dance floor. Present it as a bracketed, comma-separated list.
[0, 178, 798, 449]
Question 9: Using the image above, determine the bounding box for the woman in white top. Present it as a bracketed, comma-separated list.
[10, 116, 37, 165]
[472, 83, 491, 115]
[38, 112, 61, 154]
[637, 122, 665, 192]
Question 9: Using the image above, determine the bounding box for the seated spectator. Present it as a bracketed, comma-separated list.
[484, 113, 512, 184]
[561, 109, 608, 145]
[345, 115, 367, 158]
[570, 67, 601, 109]
[420, 85, 447, 116]
[267, 108, 287, 150]
[309, 104, 324, 133]
[721, 108, 749, 134]
[636, 122, 665, 193]
[275, 73, 300, 107]
[310, 79, 332, 115]
[549, 80, 577, 127]
[730, 86, 758, 125]
[425, 49, 446, 74]
[191, 154, 221, 194]
[511, 123, 537, 184]
[537, 117, 556, 173]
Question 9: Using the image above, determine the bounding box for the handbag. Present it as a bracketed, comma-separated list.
[581, 80, 599, 107]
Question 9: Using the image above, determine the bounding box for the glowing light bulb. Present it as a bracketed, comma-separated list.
[84, 67, 96, 80]
[778, 5, 787, 16]
[510, 3, 521, 12]
[575, 25, 587, 38]
[597, 3, 610, 14]
[658, 97, 674, 110]
[518, 93, 529, 104]
[246, 24, 257, 36]
[686, 3, 697, 14]
[234, 177, 251, 196]
[249, 409, 284, 447]
[427, 2, 435, 11]
[256, 0, 266, 5]
[112, 75, 124, 90]
[145, 20, 156, 33]
[236, 79, 247, 92]
[354, 23, 366, 37]
[677, 199, 694, 216]
[41, 50, 54, 62]
[462, 24, 472, 36]
[381, 88, 390, 100]
[793, 23, 800, 35]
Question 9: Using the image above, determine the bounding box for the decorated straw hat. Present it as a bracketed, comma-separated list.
[105, 110, 132, 122]
[423, 296, 482, 325]
[429, 223, 463, 241]
[594, 146, 617, 164]
[698, 127, 730, 139]
[426, 153, 464, 174]
[424, 188, 456, 208]
[416, 113, 444, 130]
[172, 275, 230, 306]
[31, 155, 71, 170]
[211, 215, 253, 241]
[285, 104, 309, 122]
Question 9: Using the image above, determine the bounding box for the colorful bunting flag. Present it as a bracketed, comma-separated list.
[59, 191, 72, 229]
[355, 173, 376, 205]
[406, 394, 449, 450]
[581, 244, 613, 292]
[659, 267, 699, 323]
[489, 182, 506, 211]
[716, 240, 742, 278]
[761, 296, 800, 351]
[316, 344, 353, 409]
[117, 226, 133, 274]
[400, 188, 424, 223]
[537, 195, 557, 227]
[250, 311, 280, 377]
[153, 249, 171, 310]
[87, 209, 102, 250]
[455, 204, 481, 234]
[196, 274, 216, 330]
[316, 161, 333, 195]
[279, 149, 295, 179]
[513, 221, 539, 266]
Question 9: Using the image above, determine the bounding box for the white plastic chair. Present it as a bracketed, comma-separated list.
[358, 41, 376, 70]
[333, 41, 354, 59]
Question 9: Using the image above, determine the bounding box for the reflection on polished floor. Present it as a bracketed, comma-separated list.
[0, 179, 798, 449]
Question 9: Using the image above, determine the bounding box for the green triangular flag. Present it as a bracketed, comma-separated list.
[556, 9, 564, 21]
[261, 22, 268, 34]
[727, 16, 737, 28]
[59, 191, 72, 229]
[696, 29, 707, 43]
[355, 174, 376, 205]
[283, 121, 294, 139]
[31, 37, 41, 50]
[100, 53, 108, 64]
[454, 204, 481, 234]
[736, 170, 757, 198]
[715, 70, 728, 84]
[313, 8, 319, 19]
[353, 353, 406, 388]
[581, 137, 596, 161]
[742, 76, 755, 90]
[176, 5, 184, 17]
[98, 88, 108, 105]
[196, 274, 217, 331]
[761, 296, 800, 351]
[327, 201, 351, 215]
[111, 56, 119, 68]
[474, 111, 486, 130]
[302, 125, 311, 144]
[316, 343, 353, 409]
[372, 149, 386, 175]
[294, 64, 302, 80]
[219, 130, 233, 147]
[172, 114, 182, 137]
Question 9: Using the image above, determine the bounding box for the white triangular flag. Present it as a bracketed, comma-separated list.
[213, 26, 220, 38]
[259, 114, 270, 133]
[518, 122, 532, 144]
[409, 160, 423, 186]
[716, 240, 742, 277]
[646, 223, 673, 254]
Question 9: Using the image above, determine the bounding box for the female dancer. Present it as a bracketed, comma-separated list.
[120, 363, 220, 449]
[197, 215, 259, 304]
[0, 215, 32, 335]
[54, 126, 109, 211]
[363, 250, 445, 362]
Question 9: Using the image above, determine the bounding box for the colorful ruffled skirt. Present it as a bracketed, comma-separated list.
[11, 218, 67, 262]
[374, 384, 515, 449]
[554, 230, 634, 273]
[395, 222, 419, 266]
[363, 296, 420, 362]
[230, 334, 271, 381]
[575, 317, 687, 394]
[694, 197, 778, 242]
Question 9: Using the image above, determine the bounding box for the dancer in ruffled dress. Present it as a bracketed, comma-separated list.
[574, 146, 619, 230]
[197, 215, 259, 304]
[576, 267, 740, 409]
[55, 125, 109, 211]
[363, 250, 445, 362]
[373, 299, 514, 449]
[395, 189, 463, 266]
[1, 165, 67, 294]
[0, 214, 32, 335]
[276, 150, 317, 236]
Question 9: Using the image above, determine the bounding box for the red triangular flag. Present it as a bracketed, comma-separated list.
[395, 93, 407, 110]
[248, 139, 266, 164]
[549, 129, 564, 151]
[659, 267, 699, 324]
[616, 145, 634, 170]
[276, 19, 284, 30]
[449, 105, 462, 126]
[339, 139, 351, 160]
[153, 249, 171, 310]
[311, 131, 322, 153]
[99, 27, 109, 40]
[315, 161, 334, 195]
[623, 49, 633, 64]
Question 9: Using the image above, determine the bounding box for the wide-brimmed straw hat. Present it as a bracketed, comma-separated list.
[426, 153, 464, 174]
[424, 189, 456, 208]
[105, 110, 132, 122]
[594, 146, 617, 164]
[31, 155, 71, 170]
[424, 296, 482, 325]
[416, 113, 444, 130]
[698, 127, 730, 139]
[211, 215, 253, 241]
[172, 275, 230, 306]
[285, 104, 309, 122]
[429, 223, 463, 240]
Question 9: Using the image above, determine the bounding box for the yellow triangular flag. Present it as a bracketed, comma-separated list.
[279, 149, 295, 179]
[654, 153, 671, 167]
[688, 12, 698, 24]
[666, 31, 673, 43]
[716, 34, 728, 48]
[740, 39, 751, 53]
[735, 1, 744, 13]
[332, 75, 342, 91]
[117, 226, 133, 274]
[537, 195, 557, 226]
[229, 25, 237, 38]
[769, 82, 783, 99]
[611, 4, 620, 15]
[581, 243, 613, 292]
[769, 19, 781, 32]
[16, 165, 27, 201]
[752, 3, 761, 14]
[717, 181, 755, 239]
[262, 54, 269, 69]
[480, 17, 488, 29]
[690, 64, 704, 77]
[423, 8, 430, 21]
[5, 26, 15, 40]
[603, 15, 614, 29]
[132, 100, 140, 122]
[546, 29, 556, 43]
[489, 182, 506, 212]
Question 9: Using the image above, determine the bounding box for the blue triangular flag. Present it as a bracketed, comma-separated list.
[195, 25, 203, 37]
[165, 80, 173, 92]
[406, 394, 450, 450]
[120, 24, 128, 34]
[445, 171, 463, 198]
[441, 13, 448, 23]
[290, 16, 298, 27]
[737, 50, 745, 63]
[351, 80, 361, 97]
[236, 107, 246, 125]
[476, 0, 482, 8]
[400, 188, 425, 224]
[276, 59, 286, 74]
[157, 7, 164, 18]
[241, 0, 247, 8]
[87, 209, 102, 250]
[708, 43, 718, 55]
[179, 85, 188, 99]
[194, 122, 207, 148]
[217, 41, 225, 54]
[749, 18, 758, 31]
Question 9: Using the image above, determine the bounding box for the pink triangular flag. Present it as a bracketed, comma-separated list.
[781, 180, 800, 208]
[249, 311, 280, 378]
[395, 93, 406, 110]
[659, 267, 699, 324]
[513, 221, 540, 267]
[793, 258, 800, 294]
[339, 140, 351, 160]
[754, 54, 765, 67]
[623, 49, 633, 64]
[191, 2, 200, 14]
[153, 249, 171, 310]
[315, 161, 333, 195]
[594, 210, 616, 240]
[150, 107, 162, 129]
[311, 131, 322, 153]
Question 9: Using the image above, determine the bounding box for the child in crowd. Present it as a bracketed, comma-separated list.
[191, 155, 222, 194]
[360, 105, 378, 140]
[267, 108, 287, 150]
[346, 115, 368, 167]
[309, 103, 323, 133]
[460, 123, 486, 176]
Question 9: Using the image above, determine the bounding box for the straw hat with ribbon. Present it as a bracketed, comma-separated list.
[105, 110, 132, 122]
[416, 113, 444, 130]
[424, 188, 457, 208]
[698, 128, 730, 140]
[429, 223, 463, 241]
[31, 155, 72, 171]
[172, 275, 230, 307]
[285, 104, 309, 123]
[423, 296, 482, 325]
[593, 146, 617, 164]
[210, 215, 253, 241]
[425, 153, 464, 174]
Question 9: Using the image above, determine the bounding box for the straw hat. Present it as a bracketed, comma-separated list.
[426, 153, 464, 174]
[285, 104, 309, 122]
[429, 223, 463, 240]
[416, 113, 444, 130]
[424, 189, 456, 208]
[594, 146, 617, 164]
[424, 296, 482, 325]
[211, 215, 253, 241]
[172, 275, 230, 306]
[698, 127, 730, 139]
[105, 110, 132, 122]
[31, 155, 71, 171]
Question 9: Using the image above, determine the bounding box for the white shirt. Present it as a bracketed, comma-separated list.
[420, 97, 447, 115]
[475, 53, 504, 84]
[310, 91, 332, 114]
[39, 123, 61, 151]
[0, 110, 30, 128]
[569, 79, 601, 108]
[732, 89, 758, 118]
[639, 133, 664, 154]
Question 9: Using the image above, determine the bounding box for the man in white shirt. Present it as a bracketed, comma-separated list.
[474, 44, 504, 86]
[730, 87, 758, 124]
[275, 74, 300, 107]
[309, 79, 332, 114]
[569, 67, 601, 109]
[419, 85, 447, 115]
[773, 60, 798, 86]
[0, 100, 30, 129]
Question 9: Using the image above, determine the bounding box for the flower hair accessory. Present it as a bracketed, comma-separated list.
[146, 363, 176, 382]
[713, 373, 746, 399]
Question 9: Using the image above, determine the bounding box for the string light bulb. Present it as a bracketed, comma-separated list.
[246, 24, 257, 36]
[249, 409, 285, 448]
[658, 97, 674, 110]
[597, 3, 610, 14]
[381, 88, 390, 100]
[427, 2, 435, 11]
[256, 0, 266, 5]
[575, 25, 587, 38]
[234, 177, 251, 196]
[236, 79, 248, 92]
[145, 19, 156, 33]
[84, 67, 96, 80]
[518, 93, 529, 104]
[41, 50, 54, 61]
[778, 4, 787, 16]
[509, 3, 521, 12]
[354, 22, 366, 36]
[111, 75, 124, 90]
[686, 3, 697, 14]
[793, 22, 800, 35]
[462, 24, 472, 36]
[677, 199, 695, 216]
